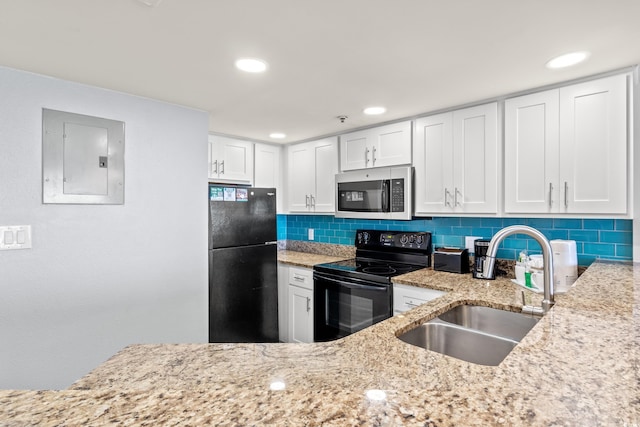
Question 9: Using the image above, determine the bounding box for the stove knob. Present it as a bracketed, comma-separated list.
[416, 235, 424, 245]
[362, 232, 370, 244]
[400, 234, 409, 245]
[409, 235, 416, 243]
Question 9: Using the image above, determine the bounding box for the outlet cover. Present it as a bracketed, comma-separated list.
[465, 236, 482, 254]
[308, 228, 314, 240]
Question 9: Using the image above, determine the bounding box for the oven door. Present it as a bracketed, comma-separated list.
[313, 272, 392, 342]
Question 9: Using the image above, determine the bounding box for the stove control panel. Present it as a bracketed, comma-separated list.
[356, 230, 432, 252]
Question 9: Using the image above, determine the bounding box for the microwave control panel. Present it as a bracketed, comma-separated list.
[390, 179, 404, 212]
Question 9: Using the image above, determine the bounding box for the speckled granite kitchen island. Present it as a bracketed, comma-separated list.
[1, 256, 638, 426]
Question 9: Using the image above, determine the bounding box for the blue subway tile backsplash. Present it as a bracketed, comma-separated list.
[277, 214, 633, 267]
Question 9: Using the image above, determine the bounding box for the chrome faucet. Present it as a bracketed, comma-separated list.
[481, 225, 555, 315]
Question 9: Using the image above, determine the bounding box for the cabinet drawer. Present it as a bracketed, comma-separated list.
[393, 284, 445, 314]
[289, 267, 313, 290]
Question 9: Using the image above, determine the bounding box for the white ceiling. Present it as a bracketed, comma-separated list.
[1, 0, 639, 144]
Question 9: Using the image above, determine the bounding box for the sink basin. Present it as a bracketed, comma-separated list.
[397, 304, 540, 366]
[398, 321, 518, 366]
[438, 304, 540, 342]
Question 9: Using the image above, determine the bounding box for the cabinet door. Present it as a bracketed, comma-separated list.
[255, 143, 282, 212]
[288, 284, 313, 343]
[340, 130, 370, 171]
[413, 113, 454, 214]
[559, 74, 628, 214]
[208, 135, 254, 183]
[371, 121, 412, 168]
[277, 264, 289, 343]
[452, 103, 498, 213]
[504, 90, 560, 213]
[287, 143, 314, 212]
[312, 138, 338, 212]
[219, 138, 254, 183]
[208, 139, 216, 179]
[393, 284, 446, 315]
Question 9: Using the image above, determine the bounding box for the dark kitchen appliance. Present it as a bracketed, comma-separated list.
[313, 229, 432, 342]
[208, 186, 278, 343]
[472, 239, 493, 279]
[433, 247, 469, 274]
[335, 166, 413, 220]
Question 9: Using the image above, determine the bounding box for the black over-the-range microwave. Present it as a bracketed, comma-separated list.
[335, 166, 413, 220]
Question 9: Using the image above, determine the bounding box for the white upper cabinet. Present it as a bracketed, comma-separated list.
[414, 103, 498, 215]
[504, 74, 628, 215]
[504, 90, 560, 213]
[340, 121, 412, 171]
[286, 137, 338, 213]
[559, 75, 628, 214]
[208, 135, 253, 184]
[254, 143, 283, 212]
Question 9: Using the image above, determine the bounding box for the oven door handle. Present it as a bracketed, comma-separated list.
[314, 275, 389, 292]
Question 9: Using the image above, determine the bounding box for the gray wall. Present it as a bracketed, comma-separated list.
[0, 66, 209, 389]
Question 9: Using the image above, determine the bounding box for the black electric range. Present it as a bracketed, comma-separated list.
[313, 229, 432, 341]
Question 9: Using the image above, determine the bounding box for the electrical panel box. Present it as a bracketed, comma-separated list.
[42, 109, 125, 204]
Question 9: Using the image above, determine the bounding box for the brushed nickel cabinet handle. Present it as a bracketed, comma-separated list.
[444, 188, 452, 207]
[548, 183, 553, 208]
[220, 160, 225, 174]
[564, 182, 568, 208]
[213, 160, 218, 174]
[372, 146, 377, 165]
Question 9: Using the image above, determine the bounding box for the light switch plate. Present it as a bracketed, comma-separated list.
[308, 228, 314, 240]
[0, 225, 32, 250]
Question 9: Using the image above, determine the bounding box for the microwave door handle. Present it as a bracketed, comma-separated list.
[382, 181, 389, 212]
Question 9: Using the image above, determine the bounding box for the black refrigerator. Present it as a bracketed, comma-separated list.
[208, 186, 279, 343]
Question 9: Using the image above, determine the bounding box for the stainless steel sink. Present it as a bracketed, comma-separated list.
[397, 304, 540, 366]
[438, 304, 540, 342]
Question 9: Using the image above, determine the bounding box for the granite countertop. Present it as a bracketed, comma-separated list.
[1, 260, 638, 426]
[277, 249, 350, 268]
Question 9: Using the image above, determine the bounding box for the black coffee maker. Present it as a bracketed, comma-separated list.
[472, 239, 493, 279]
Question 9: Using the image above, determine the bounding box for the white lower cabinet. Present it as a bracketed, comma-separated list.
[277, 263, 289, 342]
[287, 267, 314, 343]
[393, 284, 446, 315]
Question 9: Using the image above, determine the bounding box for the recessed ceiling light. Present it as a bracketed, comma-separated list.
[235, 58, 268, 73]
[136, 0, 162, 6]
[363, 106, 387, 115]
[545, 51, 590, 69]
[269, 132, 286, 139]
